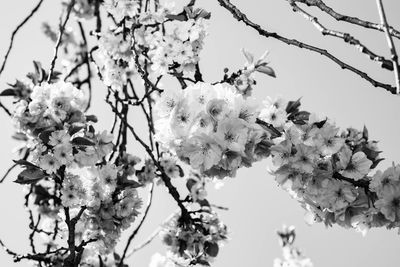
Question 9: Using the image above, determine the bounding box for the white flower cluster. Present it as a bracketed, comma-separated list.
[12, 82, 147, 264]
[104, 0, 140, 23]
[269, 114, 397, 232]
[369, 164, 400, 228]
[155, 82, 400, 232]
[78, 184, 142, 264]
[98, 29, 137, 92]
[14, 81, 86, 133]
[143, 17, 209, 75]
[158, 210, 227, 266]
[96, 3, 209, 93]
[155, 82, 271, 178]
[233, 49, 275, 97]
[261, 97, 400, 233]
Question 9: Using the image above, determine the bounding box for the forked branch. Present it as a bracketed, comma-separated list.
[217, 0, 397, 94]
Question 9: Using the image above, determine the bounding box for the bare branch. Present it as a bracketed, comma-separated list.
[107, 100, 192, 221]
[0, 0, 45, 78]
[63, 206, 86, 266]
[217, 0, 397, 94]
[287, 0, 394, 71]
[119, 182, 155, 266]
[0, 238, 18, 258]
[47, 0, 76, 82]
[375, 0, 400, 94]
[77, 21, 93, 111]
[0, 101, 12, 117]
[293, 0, 400, 39]
[126, 210, 180, 258]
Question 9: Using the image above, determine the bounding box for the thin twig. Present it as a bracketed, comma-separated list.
[375, 0, 400, 94]
[0, 102, 12, 117]
[0, 0, 45, 78]
[0, 238, 18, 257]
[47, 0, 76, 82]
[293, 0, 400, 39]
[287, 0, 394, 71]
[14, 247, 67, 263]
[29, 214, 41, 254]
[126, 210, 180, 258]
[107, 100, 191, 221]
[217, 0, 397, 94]
[119, 182, 155, 266]
[0, 163, 17, 183]
[78, 21, 93, 111]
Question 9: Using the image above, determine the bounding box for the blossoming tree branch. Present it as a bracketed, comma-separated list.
[0, 0, 399, 266]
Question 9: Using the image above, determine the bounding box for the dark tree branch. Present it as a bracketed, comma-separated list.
[47, 0, 76, 82]
[375, 0, 400, 94]
[78, 21, 93, 111]
[63, 206, 86, 267]
[0, 238, 18, 257]
[107, 100, 191, 222]
[293, 0, 400, 39]
[217, 0, 397, 94]
[0, 102, 12, 117]
[0, 0, 45, 78]
[119, 182, 155, 266]
[287, 0, 394, 71]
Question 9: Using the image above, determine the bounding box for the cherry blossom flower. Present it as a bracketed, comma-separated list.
[339, 148, 372, 180]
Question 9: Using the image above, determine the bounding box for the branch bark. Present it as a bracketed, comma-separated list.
[217, 0, 397, 94]
[375, 0, 400, 94]
[287, 0, 394, 71]
[119, 182, 155, 266]
[293, 0, 400, 39]
[0, 0, 45, 78]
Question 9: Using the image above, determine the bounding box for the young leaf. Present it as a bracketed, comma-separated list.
[0, 88, 16, 97]
[119, 178, 143, 189]
[166, 13, 187, 21]
[85, 115, 98, 123]
[204, 242, 219, 257]
[13, 159, 39, 169]
[12, 132, 28, 141]
[198, 199, 210, 207]
[241, 48, 254, 64]
[186, 178, 197, 191]
[256, 65, 276, 77]
[71, 136, 95, 146]
[69, 123, 86, 136]
[178, 165, 185, 177]
[363, 125, 369, 140]
[286, 98, 302, 114]
[15, 167, 47, 184]
[371, 158, 385, 169]
[33, 185, 51, 205]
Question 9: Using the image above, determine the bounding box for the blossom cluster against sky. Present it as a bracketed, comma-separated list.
[0, 0, 399, 266]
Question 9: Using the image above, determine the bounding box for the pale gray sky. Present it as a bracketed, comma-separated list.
[0, 0, 399, 266]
